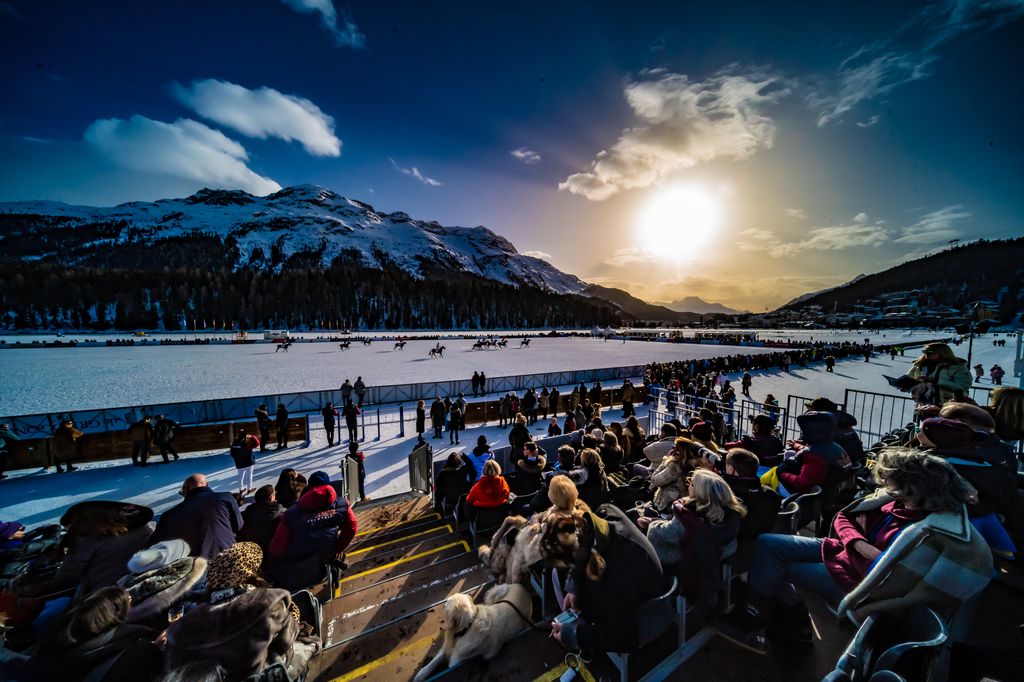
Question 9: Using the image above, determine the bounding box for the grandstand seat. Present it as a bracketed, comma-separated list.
[607, 576, 682, 682]
[468, 504, 510, 548]
[270, 555, 335, 601]
[792, 485, 823, 535]
[822, 605, 948, 682]
[773, 499, 801, 534]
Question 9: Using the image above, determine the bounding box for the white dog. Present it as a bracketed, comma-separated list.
[412, 583, 533, 681]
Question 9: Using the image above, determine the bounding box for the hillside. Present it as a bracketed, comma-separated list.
[780, 238, 1024, 319]
[0, 185, 682, 330]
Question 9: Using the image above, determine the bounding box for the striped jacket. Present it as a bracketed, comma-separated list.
[836, 491, 993, 623]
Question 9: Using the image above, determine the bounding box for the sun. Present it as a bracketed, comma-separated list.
[636, 185, 722, 259]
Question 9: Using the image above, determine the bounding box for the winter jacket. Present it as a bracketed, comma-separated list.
[25, 621, 160, 682]
[649, 457, 688, 511]
[128, 419, 153, 442]
[908, 359, 972, 404]
[598, 444, 623, 473]
[239, 500, 285, 553]
[269, 485, 356, 562]
[466, 475, 510, 508]
[539, 394, 550, 410]
[254, 408, 271, 429]
[833, 491, 993, 622]
[342, 403, 360, 426]
[121, 556, 208, 626]
[52, 424, 83, 458]
[564, 505, 664, 652]
[320, 406, 337, 426]
[778, 412, 850, 494]
[415, 406, 426, 433]
[643, 438, 676, 467]
[275, 406, 288, 427]
[165, 587, 316, 678]
[149, 487, 242, 560]
[577, 462, 609, 510]
[930, 445, 1019, 519]
[434, 465, 472, 509]
[430, 400, 447, 425]
[508, 423, 532, 451]
[230, 438, 256, 469]
[724, 474, 780, 542]
[153, 418, 177, 444]
[463, 446, 494, 481]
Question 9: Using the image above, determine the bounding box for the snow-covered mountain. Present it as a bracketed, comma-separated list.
[660, 296, 746, 315]
[781, 274, 868, 308]
[0, 184, 587, 295]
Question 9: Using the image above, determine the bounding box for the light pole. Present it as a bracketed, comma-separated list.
[965, 303, 980, 378]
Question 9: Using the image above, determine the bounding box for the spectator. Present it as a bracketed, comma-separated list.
[766, 412, 850, 495]
[577, 448, 609, 510]
[464, 460, 511, 519]
[0, 422, 20, 480]
[508, 413, 532, 454]
[342, 400, 360, 444]
[598, 432, 624, 475]
[24, 586, 162, 682]
[937, 402, 1016, 468]
[354, 376, 366, 406]
[274, 468, 307, 509]
[804, 398, 866, 465]
[415, 399, 426, 442]
[321, 402, 338, 447]
[547, 417, 563, 437]
[430, 396, 446, 439]
[128, 415, 153, 468]
[268, 473, 357, 564]
[275, 404, 289, 449]
[238, 485, 285, 554]
[464, 435, 494, 482]
[640, 469, 746, 596]
[153, 415, 180, 463]
[254, 405, 271, 452]
[639, 423, 679, 474]
[725, 414, 784, 467]
[448, 400, 463, 445]
[549, 386, 560, 418]
[647, 438, 703, 512]
[479, 371, 487, 397]
[990, 364, 1005, 385]
[984, 386, 1024, 446]
[908, 343, 972, 405]
[149, 474, 242, 560]
[347, 441, 367, 501]
[623, 416, 645, 464]
[513, 442, 547, 493]
[340, 379, 353, 405]
[542, 505, 664, 653]
[230, 430, 258, 495]
[539, 387, 550, 420]
[716, 448, 993, 654]
[19, 501, 155, 599]
[717, 448, 781, 546]
[434, 453, 472, 512]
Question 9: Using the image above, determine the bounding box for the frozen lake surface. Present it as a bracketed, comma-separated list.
[0, 329, 962, 415]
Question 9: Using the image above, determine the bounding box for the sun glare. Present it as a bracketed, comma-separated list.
[637, 185, 722, 259]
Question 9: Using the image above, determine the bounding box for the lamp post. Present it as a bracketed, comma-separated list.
[965, 303, 979, 379]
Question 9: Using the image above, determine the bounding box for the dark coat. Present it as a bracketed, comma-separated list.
[269, 486, 356, 562]
[275, 405, 289, 427]
[566, 505, 664, 652]
[25, 622, 160, 682]
[239, 500, 286, 553]
[230, 439, 256, 469]
[149, 487, 242, 560]
[508, 423, 531, 451]
[320, 406, 337, 427]
[416, 406, 426, 433]
[724, 474, 780, 541]
[154, 418, 177, 444]
[430, 400, 447, 425]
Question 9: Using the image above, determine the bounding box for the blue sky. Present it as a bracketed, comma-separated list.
[1, 0, 1022, 309]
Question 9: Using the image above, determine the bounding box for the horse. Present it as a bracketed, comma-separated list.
[471, 340, 487, 350]
[428, 345, 446, 359]
[519, 339, 530, 349]
[275, 341, 292, 353]
[360, 338, 372, 346]
[394, 340, 407, 351]
[497, 339, 508, 348]
[339, 341, 351, 351]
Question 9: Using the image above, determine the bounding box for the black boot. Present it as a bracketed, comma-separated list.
[714, 592, 772, 654]
[767, 596, 813, 643]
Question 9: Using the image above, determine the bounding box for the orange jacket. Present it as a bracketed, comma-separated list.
[466, 475, 510, 508]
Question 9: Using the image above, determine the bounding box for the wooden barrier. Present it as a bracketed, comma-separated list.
[5, 417, 310, 470]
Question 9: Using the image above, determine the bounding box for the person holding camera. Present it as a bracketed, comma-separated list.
[540, 504, 664, 653]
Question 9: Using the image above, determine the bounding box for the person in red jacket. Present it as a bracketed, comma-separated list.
[463, 460, 510, 520]
[775, 411, 850, 494]
[268, 471, 356, 564]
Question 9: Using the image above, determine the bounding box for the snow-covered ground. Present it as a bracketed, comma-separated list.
[0, 329, 967, 415]
[0, 333, 1016, 530]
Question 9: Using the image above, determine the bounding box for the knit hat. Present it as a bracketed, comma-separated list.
[207, 542, 264, 591]
[690, 421, 715, 443]
[921, 417, 988, 450]
[0, 520, 23, 540]
[308, 470, 331, 488]
[128, 539, 191, 574]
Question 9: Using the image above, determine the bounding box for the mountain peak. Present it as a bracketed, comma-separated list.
[266, 184, 341, 205]
[184, 188, 256, 206]
[662, 296, 744, 315]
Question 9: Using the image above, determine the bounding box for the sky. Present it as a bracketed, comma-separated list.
[1, 0, 1022, 311]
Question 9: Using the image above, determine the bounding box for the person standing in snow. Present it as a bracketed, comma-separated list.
[973, 364, 984, 382]
[254, 404, 271, 452]
[342, 399, 361, 444]
[275, 404, 289, 449]
[430, 396, 446, 439]
[340, 379, 354, 405]
[322, 402, 339, 446]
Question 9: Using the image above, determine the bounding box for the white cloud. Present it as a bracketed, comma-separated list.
[894, 205, 971, 243]
[522, 250, 552, 260]
[173, 79, 340, 157]
[812, 0, 1024, 126]
[559, 68, 789, 200]
[389, 158, 443, 187]
[510, 147, 542, 164]
[737, 214, 889, 257]
[856, 114, 882, 128]
[279, 0, 364, 48]
[785, 208, 807, 220]
[84, 115, 281, 196]
[810, 48, 934, 127]
[603, 247, 662, 267]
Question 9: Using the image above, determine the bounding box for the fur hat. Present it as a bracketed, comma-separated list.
[207, 542, 264, 591]
[123, 556, 207, 624]
[128, 539, 191, 574]
[921, 417, 987, 450]
[518, 454, 547, 474]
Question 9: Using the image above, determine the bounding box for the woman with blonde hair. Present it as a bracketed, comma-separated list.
[465, 459, 511, 518]
[577, 448, 609, 509]
[985, 386, 1024, 445]
[640, 469, 746, 568]
[908, 342, 971, 405]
